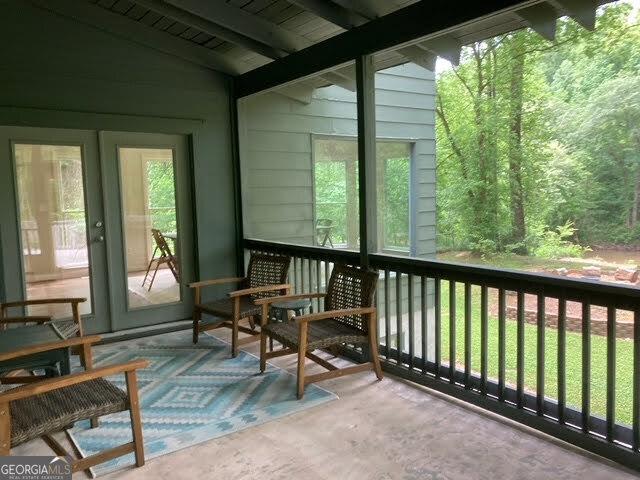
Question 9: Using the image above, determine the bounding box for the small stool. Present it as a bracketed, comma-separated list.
[269, 299, 312, 350]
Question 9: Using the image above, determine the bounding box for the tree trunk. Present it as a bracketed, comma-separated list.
[472, 43, 500, 245]
[507, 34, 527, 252]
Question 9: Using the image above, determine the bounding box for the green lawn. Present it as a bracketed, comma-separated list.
[410, 282, 635, 426]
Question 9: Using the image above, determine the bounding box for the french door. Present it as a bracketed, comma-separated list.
[100, 131, 193, 330]
[0, 127, 194, 333]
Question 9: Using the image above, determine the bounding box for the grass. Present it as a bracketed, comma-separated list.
[388, 282, 635, 426]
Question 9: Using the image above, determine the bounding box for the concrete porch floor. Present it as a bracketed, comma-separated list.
[12, 327, 640, 480]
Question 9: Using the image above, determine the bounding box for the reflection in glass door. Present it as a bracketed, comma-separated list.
[119, 147, 180, 308]
[13, 144, 93, 318]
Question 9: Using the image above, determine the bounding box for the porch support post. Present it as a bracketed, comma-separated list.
[356, 55, 377, 268]
[230, 82, 245, 276]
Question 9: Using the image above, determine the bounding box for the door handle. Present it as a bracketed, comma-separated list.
[94, 235, 104, 243]
[94, 221, 103, 228]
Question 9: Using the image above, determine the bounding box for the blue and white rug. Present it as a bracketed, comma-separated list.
[67, 330, 337, 476]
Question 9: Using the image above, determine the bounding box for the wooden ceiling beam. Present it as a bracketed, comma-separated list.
[396, 45, 437, 71]
[166, 0, 309, 53]
[28, 0, 241, 74]
[420, 36, 462, 66]
[321, 70, 357, 91]
[164, 0, 356, 91]
[134, 0, 286, 59]
[330, 0, 393, 19]
[275, 82, 316, 104]
[289, 0, 369, 29]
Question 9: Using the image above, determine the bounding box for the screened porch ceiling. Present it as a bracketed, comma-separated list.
[33, 0, 611, 91]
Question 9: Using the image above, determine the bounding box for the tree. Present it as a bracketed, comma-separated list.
[435, 1, 640, 254]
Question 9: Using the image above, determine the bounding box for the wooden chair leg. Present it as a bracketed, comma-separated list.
[0, 401, 10, 455]
[81, 343, 93, 370]
[148, 260, 161, 291]
[259, 304, 269, 372]
[369, 334, 383, 381]
[125, 370, 145, 468]
[369, 313, 383, 380]
[141, 247, 157, 287]
[297, 323, 308, 399]
[72, 300, 84, 337]
[192, 309, 201, 344]
[231, 298, 240, 357]
[80, 344, 99, 427]
[168, 258, 179, 283]
[260, 331, 267, 373]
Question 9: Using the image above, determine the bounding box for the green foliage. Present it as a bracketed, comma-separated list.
[383, 156, 410, 249]
[146, 160, 176, 234]
[315, 161, 348, 244]
[530, 221, 591, 259]
[470, 238, 499, 256]
[436, 2, 640, 257]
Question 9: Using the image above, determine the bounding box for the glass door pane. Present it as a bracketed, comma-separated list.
[13, 144, 92, 318]
[119, 147, 180, 308]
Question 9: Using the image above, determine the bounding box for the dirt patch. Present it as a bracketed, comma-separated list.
[488, 293, 634, 339]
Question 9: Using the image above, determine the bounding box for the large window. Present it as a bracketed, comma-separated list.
[313, 137, 412, 252]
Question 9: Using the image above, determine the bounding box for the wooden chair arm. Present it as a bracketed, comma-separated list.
[253, 292, 326, 306]
[228, 284, 291, 298]
[188, 277, 245, 289]
[1, 298, 86, 308]
[0, 316, 52, 325]
[0, 359, 149, 403]
[294, 307, 376, 324]
[0, 335, 101, 363]
[1, 298, 87, 335]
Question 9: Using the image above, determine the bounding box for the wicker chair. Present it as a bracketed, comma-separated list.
[0, 298, 91, 380]
[256, 264, 382, 398]
[0, 340, 148, 473]
[1, 297, 87, 337]
[189, 252, 291, 357]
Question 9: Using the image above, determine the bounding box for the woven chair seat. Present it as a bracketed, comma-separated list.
[197, 297, 262, 322]
[51, 319, 80, 339]
[263, 319, 368, 351]
[10, 378, 127, 446]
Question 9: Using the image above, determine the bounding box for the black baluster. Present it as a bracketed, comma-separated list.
[558, 297, 566, 424]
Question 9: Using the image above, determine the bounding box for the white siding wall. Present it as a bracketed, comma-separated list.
[239, 62, 436, 258]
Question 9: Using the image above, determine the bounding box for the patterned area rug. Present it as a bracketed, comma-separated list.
[67, 330, 337, 477]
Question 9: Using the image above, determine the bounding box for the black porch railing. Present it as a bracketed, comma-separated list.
[244, 238, 640, 471]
